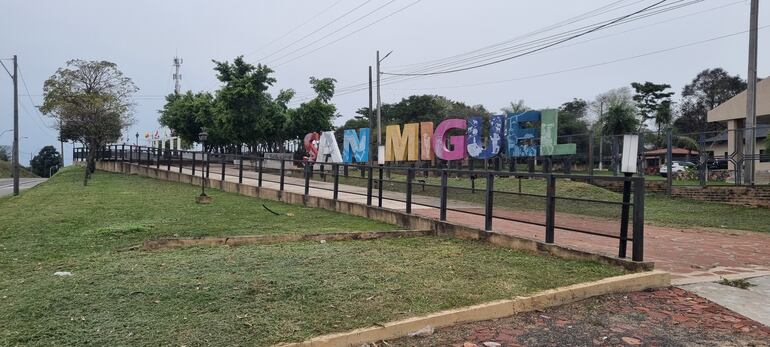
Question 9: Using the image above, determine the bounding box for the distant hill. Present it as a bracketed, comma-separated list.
[0, 161, 38, 178]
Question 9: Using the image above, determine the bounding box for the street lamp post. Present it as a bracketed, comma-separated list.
[196, 130, 211, 204]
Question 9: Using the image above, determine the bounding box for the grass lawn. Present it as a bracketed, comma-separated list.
[0, 166, 626, 346]
[318, 171, 770, 233]
[0, 160, 38, 178]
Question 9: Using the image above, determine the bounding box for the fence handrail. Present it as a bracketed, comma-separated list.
[75, 144, 646, 262]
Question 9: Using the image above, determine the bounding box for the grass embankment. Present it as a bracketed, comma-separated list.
[0, 160, 37, 178]
[0, 166, 625, 346]
[319, 171, 770, 233]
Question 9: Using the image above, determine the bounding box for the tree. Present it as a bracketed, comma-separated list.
[0, 146, 8, 162]
[158, 91, 218, 149]
[30, 146, 62, 178]
[285, 77, 338, 140]
[674, 68, 747, 133]
[558, 99, 590, 154]
[501, 99, 530, 114]
[40, 60, 137, 185]
[631, 81, 674, 130]
[213, 56, 286, 152]
[600, 103, 639, 136]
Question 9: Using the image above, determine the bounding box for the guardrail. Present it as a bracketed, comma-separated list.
[75, 145, 646, 261]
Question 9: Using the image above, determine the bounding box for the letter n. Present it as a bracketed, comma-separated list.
[343, 128, 370, 163]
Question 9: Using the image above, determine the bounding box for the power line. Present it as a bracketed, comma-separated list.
[305, 0, 680, 100]
[0, 60, 12, 79]
[16, 66, 57, 137]
[384, 0, 701, 76]
[244, 0, 347, 58]
[274, 0, 423, 68]
[381, 0, 669, 76]
[268, 0, 400, 66]
[388, 26, 770, 92]
[257, 0, 376, 62]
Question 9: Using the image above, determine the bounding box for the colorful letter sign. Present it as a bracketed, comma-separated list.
[467, 115, 504, 159]
[303, 109, 576, 164]
[342, 128, 369, 163]
[385, 123, 419, 161]
[433, 118, 466, 161]
[505, 111, 540, 157]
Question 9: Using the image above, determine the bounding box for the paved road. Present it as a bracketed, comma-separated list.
[0, 178, 47, 197]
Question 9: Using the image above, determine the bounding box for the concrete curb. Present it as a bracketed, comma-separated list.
[273, 270, 671, 347]
[96, 162, 654, 272]
[139, 230, 433, 250]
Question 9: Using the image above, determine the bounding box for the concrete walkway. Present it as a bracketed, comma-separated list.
[162, 163, 770, 281]
[680, 275, 770, 326]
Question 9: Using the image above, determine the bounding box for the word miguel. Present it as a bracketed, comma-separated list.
[304, 109, 576, 163]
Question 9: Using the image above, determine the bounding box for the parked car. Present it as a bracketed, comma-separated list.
[659, 161, 695, 177]
[707, 158, 729, 170]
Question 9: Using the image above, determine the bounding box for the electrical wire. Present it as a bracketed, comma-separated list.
[305, 0, 706, 102]
[245, 0, 347, 58]
[257, 0, 376, 62]
[271, 0, 423, 67]
[382, 0, 669, 76]
[17, 66, 57, 137]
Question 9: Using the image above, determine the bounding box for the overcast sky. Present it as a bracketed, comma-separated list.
[1, 0, 767, 164]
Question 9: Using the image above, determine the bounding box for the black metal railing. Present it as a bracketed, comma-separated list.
[75, 145, 646, 261]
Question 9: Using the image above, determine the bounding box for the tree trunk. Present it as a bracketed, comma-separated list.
[84, 145, 95, 186]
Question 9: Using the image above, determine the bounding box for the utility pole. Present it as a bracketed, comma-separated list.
[598, 101, 604, 171]
[376, 51, 382, 152]
[376, 50, 392, 161]
[173, 56, 183, 95]
[368, 65, 374, 164]
[12, 55, 19, 196]
[744, 0, 759, 185]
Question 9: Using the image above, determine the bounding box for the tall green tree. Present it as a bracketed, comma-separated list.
[674, 68, 747, 133]
[213, 56, 287, 152]
[631, 81, 674, 129]
[558, 99, 590, 154]
[285, 77, 338, 140]
[40, 60, 137, 185]
[501, 99, 530, 114]
[30, 146, 62, 178]
[158, 92, 218, 149]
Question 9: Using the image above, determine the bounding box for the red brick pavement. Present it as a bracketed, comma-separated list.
[412, 207, 770, 280]
[388, 288, 770, 346]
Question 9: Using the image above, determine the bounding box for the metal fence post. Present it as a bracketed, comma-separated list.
[121, 144, 125, 161]
[545, 174, 556, 243]
[128, 145, 133, 163]
[343, 163, 349, 177]
[378, 165, 383, 207]
[698, 133, 706, 186]
[178, 150, 183, 173]
[192, 152, 196, 176]
[279, 159, 285, 191]
[304, 163, 311, 196]
[439, 169, 448, 221]
[166, 149, 171, 171]
[219, 155, 225, 181]
[147, 148, 151, 167]
[632, 177, 645, 262]
[238, 155, 244, 183]
[588, 131, 594, 183]
[156, 146, 160, 170]
[333, 163, 339, 201]
[406, 165, 414, 214]
[618, 173, 632, 258]
[666, 129, 673, 196]
[366, 165, 373, 206]
[484, 172, 494, 231]
[258, 156, 263, 187]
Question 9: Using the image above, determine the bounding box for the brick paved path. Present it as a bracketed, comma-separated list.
[388, 288, 770, 346]
[177, 164, 770, 281]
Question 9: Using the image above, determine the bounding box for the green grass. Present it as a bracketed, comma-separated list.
[0, 166, 396, 263]
[0, 160, 38, 178]
[0, 166, 627, 346]
[321, 171, 770, 233]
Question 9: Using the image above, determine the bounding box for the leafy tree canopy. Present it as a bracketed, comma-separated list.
[674, 68, 746, 133]
[30, 145, 62, 178]
[40, 59, 136, 185]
